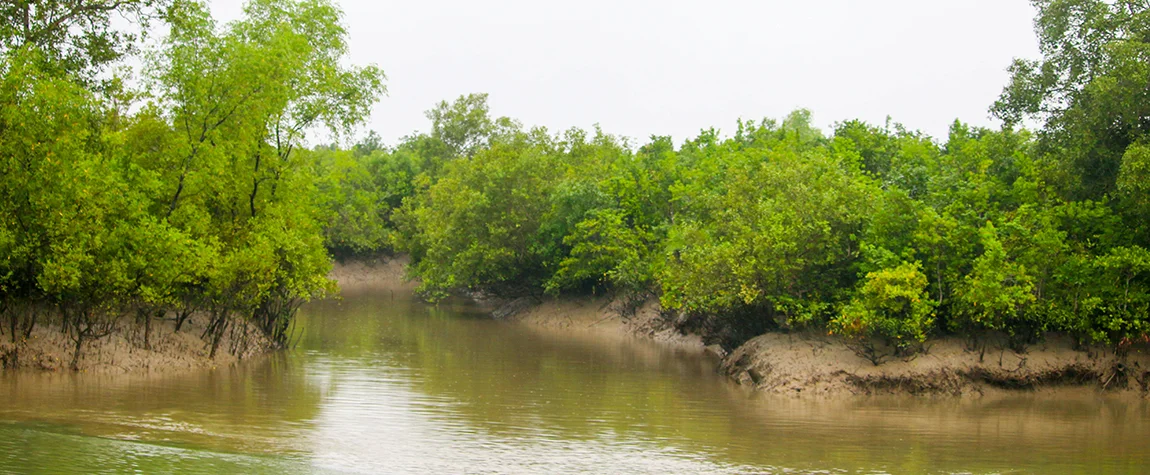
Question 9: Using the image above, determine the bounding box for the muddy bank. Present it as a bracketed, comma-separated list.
[0, 256, 412, 374]
[489, 295, 710, 354]
[326, 257, 711, 355]
[0, 315, 268, 373]
[721, 332, 1150, 397]
[335, 257, 1150, 397]
[490, 295, 1150, 397]
[329, 255, 417, 294]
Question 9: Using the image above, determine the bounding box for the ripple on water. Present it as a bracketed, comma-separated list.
[1, 292, 1149, 474]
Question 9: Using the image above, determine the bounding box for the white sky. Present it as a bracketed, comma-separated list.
[210, 0, 1040, 146]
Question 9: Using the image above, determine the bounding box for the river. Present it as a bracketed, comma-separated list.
[1, 289, 1148, 474]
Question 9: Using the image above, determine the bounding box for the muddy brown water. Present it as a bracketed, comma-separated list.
[1, 290, 1148, 474]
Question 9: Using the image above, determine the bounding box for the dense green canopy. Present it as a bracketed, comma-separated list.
[3, 0, 1149, 367]
[0, 0, 384, 365]
[370, 0, 1150, 356]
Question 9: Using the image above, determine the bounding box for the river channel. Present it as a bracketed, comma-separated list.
[1, 289, 1148, 474]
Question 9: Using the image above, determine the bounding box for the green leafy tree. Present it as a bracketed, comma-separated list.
[135, 0, 382, 350]
[660, 119, 872, 336]
[398, 136, 559, 299]
[1091, 245, 1150, 342]
[993, 0, 1150, 199]
[1117, 142, 1150, 241]
[832, 262, 936, 363]
[424, 93, 519, 159]
[953, 222, 1038, 349]
[0, 0, 172, 81]
[312, 147, 391, 256]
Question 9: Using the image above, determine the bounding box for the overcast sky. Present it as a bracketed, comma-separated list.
[210, 0, 1040, 146]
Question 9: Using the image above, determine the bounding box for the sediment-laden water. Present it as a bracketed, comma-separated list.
[1, 290, 1147, 474]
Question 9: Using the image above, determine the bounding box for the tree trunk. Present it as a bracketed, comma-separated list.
[174, 307, 191, 333]
[143, 309, 152, 351]
[22, 308, 35, 340]
[71, 330, 85, 371]
[209, 317, 228, 359]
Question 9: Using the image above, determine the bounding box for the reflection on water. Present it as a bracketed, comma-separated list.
[1, 289, 1149, 474]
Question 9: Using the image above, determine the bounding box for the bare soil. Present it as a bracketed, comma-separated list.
[331, 257, 1150, 397]
[721, 332, 1150, 397]
[490, 293, 1150, 397]
[0, 315, 269, 373]
[25, 254, 1138, 395]
[329, 255, 417, 294]
[0, 256, 415, 375]
[491, 294, 710, 354]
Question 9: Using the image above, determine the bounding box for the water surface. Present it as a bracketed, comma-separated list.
[2, 290, 1148, 474]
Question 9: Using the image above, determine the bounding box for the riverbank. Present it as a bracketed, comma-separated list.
[10, 254, 1142, 393]
[487, 294, 1150, 397]
[0, 255, 406, 374]
[336, 257, 1150, 397]
[722, 332, 1150, 396]
[329, 254, 419, 294]
[0, 315, 269, 373]
[0, 256, 410, 374]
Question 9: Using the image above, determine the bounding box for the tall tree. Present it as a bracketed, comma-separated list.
[0, 0, 172, 81]
[139, 0, 385, 347]
[993, 0, 1150, 199]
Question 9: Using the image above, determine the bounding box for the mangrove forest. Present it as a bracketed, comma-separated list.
[3, 0, 1150, 367]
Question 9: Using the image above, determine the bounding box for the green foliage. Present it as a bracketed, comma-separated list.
[542, 133, 669, 295]
[1089, 245, 1150, 342]
[312, 147, 392, 255]
[0, 0, 383, 362]
[994, 0, 1150, 199]
[0, 0, 172, 83]
[5, 0, 1150, 366]
[390, 91, 1150, 351]
[425, 93, 519, 159]
[398, 137, 557, 299]
[953, 223, 1038, 334]
[833, 119, 937, 197]
[832, 262, 936, 355]
[1117, 142, 1150, 240]
[659, 130, 872, 327]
